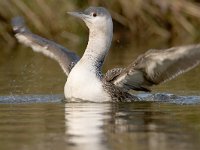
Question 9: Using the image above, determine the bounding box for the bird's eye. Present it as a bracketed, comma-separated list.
[92, 13, 97, 17]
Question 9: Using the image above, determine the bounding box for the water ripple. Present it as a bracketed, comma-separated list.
[137, 93, 200, 105]
[0, 94, 63, 104]
[0, 93, 200, 104]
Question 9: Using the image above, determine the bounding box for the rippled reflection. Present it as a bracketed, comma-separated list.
[0, 100, 199, 150]
[105, 103, 200, 150]
[63, 102, 200, 150]
[64, 103, 111, 150]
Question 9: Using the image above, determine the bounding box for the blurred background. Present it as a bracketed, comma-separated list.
[2, 0, 200, 48]
[0, 0, 200, 95]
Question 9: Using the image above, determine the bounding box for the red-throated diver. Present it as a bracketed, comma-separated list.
[12, 7, 200, 102]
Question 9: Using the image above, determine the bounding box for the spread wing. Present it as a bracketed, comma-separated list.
[11, 16, 80, 76]
[105, 45, 200, 92]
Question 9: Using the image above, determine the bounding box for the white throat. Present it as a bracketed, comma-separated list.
[81, 21, 113, 69]
[64, 18, 113, 101]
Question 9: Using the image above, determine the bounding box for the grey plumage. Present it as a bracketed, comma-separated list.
[110, 45, 200, 92]
[102, 80, 139, 102]
[12, 17, 80, 76]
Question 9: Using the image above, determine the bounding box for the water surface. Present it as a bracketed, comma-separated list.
[0, 101, 200, 150]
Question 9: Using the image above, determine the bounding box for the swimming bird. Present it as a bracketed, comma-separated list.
[12, 7, 200, 102]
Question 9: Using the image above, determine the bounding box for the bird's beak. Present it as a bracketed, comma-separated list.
[67, 11, 85, 19]
[67, 11, 92, 22]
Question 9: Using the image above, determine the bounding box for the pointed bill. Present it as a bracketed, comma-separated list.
[67, 11, 84, 18]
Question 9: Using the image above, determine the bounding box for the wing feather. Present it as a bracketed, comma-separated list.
[12, 16, 80, 76]
[106, 45, 200, 91]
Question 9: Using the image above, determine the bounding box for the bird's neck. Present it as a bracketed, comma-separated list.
[81, 27, 113, 70]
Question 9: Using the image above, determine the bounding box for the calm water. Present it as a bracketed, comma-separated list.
[0, 102, 200, 150]
[0, 43, 200, 150]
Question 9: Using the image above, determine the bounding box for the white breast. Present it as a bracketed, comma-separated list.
[64, 61, 110, 102]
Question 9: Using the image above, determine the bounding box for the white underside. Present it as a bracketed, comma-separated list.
[64, 61, 111, 102]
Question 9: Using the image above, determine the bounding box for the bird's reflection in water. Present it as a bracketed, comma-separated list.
[64, 102, 199, 150]
[64, 103, 111, 150]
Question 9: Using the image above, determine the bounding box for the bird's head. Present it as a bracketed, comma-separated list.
[68, 7, 113, 34]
